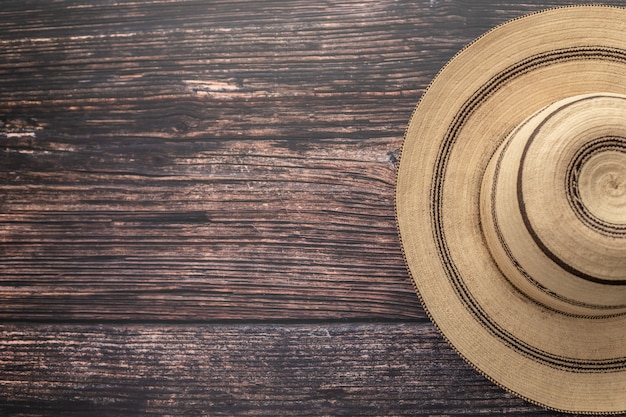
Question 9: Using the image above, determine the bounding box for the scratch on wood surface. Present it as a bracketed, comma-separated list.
[184, 80, 243, 97]
[0, 118, 43, 138]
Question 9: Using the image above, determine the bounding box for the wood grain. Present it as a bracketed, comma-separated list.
[0, 322, 573, 416]
[0, 0, 445, 321]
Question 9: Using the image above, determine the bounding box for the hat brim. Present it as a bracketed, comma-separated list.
[396, 6, 626, 414]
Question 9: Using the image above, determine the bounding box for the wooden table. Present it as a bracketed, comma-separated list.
[2, 1, 625, 415]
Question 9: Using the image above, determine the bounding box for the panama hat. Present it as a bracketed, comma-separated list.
[395, 5, 626, 414]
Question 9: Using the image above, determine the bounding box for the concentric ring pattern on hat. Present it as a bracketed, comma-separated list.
[395, 5, 626, 414]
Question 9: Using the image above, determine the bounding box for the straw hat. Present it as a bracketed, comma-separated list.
[395, 6, 626, 414]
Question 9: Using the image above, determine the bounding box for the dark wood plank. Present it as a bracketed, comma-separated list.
[0, 321, 600, 416]
[0, 134, 412, 320]
[1, 0, 625, 321]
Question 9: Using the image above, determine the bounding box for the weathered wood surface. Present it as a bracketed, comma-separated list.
[0, 322, 574, 416]
[2, 0, 626, 415]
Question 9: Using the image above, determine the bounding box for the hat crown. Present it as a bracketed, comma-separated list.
[480, 93, 626, 315]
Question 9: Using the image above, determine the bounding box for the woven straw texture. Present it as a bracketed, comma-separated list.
[396, 6, 626, 414]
